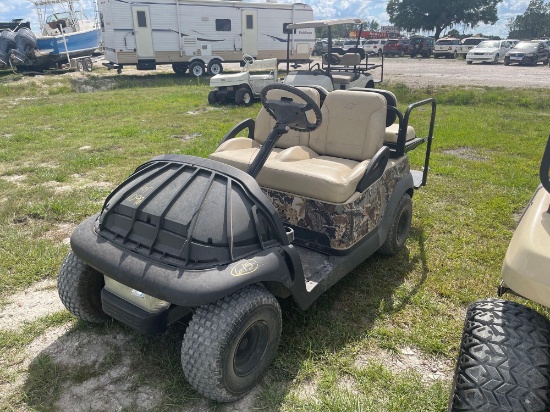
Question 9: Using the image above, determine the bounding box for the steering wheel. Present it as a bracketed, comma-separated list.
[243, 54, 255, 65]
[260, 84, 322, 132]
[322, 53, 340, 65]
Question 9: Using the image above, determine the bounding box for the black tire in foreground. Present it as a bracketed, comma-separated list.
[449, 299, 550, 412]
[181, 284, 282, 402]
[58, 251, 109, 323]
[378, 193, 412, 255]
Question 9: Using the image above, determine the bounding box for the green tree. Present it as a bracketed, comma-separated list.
[387, 0, 502, 39]
[507, 0, 550, 39]
[447, 29, 461, 37]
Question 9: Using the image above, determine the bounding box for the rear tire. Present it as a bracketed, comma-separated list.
[207, 59, 223, 76]
[449, 299, 550, 412]
[181, 284, 282, 402]
[189, 61, 205, 77]
[466, 61, 472, 65]
[84, 57, 93, 72]
[235, 87, 253, 106]
[379, 193, 412, 255]
[57, 251, 109, 323]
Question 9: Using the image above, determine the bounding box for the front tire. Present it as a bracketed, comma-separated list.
[379, 193, 412, 255]
[207, 90, 218, 105]
[449, 299, 550, 412]
[181, 284, 282, 402]
[235, 87, 253, 106]
[57, 251, 109, 323]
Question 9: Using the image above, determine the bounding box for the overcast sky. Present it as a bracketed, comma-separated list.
[0, 0, 535, 38]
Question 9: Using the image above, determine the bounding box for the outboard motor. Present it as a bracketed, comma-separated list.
[10, 27, 37, 65]
[0, 30, 16, 66]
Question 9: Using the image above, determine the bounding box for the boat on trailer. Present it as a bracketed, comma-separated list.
[6, 0, 101, 72]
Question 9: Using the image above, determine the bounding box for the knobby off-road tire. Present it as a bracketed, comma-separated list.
[449, 299, 550, 412]
[181, 284, 282, 402]
[58, 251, 109, 323]
[378, 193, 412, 255]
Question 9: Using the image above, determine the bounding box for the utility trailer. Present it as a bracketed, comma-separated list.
[97, 0, 314, 76]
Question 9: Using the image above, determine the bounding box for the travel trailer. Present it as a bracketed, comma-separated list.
[97, 0, 315, 75]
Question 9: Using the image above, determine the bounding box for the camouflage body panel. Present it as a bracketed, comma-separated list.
[262, 156, 410, 251]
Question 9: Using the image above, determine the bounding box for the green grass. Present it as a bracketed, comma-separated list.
[0, 70, 549, 411]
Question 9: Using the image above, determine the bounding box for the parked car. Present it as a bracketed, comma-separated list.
[383, 39, 409, 57]
[466, 40, 512, 64]
[433, 38, 462, 58]
[458, 37, 489, 57]
[504, 40, 550, 66]
[363, 39, 387, 56]
[409, 36, 435, 58]
[312, 41, 328, 56]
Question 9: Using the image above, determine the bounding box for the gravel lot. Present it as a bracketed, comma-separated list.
[377, 56, 549, 88]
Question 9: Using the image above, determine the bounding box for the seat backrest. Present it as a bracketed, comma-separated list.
[338, 53, 361, 66]
[254, 87, 321, 149]
[309, 90, 387, 161]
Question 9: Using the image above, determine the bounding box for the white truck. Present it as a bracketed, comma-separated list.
[97, 0, 314, 75]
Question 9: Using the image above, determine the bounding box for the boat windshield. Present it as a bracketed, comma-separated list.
[46, 12, 71, 24]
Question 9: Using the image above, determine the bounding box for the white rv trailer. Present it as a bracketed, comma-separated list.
[97, 0, 315, 75]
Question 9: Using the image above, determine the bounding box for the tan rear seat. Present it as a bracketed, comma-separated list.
[255, 90, 387, 203]
[208, 87, 321, 172]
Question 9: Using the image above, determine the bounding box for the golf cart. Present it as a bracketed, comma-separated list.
[449, 135, 550, 412]
[58, 84, 435, 402]
[208, 55, 279, 106]
[284, 19, 384, 91]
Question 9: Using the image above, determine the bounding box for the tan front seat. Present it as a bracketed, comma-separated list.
[256, 90, 387, 203]
[208, 87, 321, 172]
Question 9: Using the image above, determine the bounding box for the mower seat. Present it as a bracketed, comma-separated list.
[208, 87, 321, 171]
[255, 90, 387, 203]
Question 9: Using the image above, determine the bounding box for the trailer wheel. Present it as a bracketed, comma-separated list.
[84, 57, 93, 72]
[181, 284, 282, 402]
[171, 63, 187, 75]
[235, 87, 253, 106]
[58, 251, 109, 323]
[207, 59, 223, 76]
[379, 193, 412, 255]
[207, 91, 218, 105]
[76, 59, 84, 72]
[189, 61, 205, 77]
[449, 299, 550, 412]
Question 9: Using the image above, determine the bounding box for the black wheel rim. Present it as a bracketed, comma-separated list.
[233, 321, 269, 377]
[396, 209, 410, 244]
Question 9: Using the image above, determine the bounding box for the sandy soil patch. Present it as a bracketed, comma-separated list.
[0, 279, 64, 331]
[355, 345, 454, 383]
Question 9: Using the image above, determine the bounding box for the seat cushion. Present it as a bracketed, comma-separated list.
[385, 123, 415, 143]
[209, 87, 322, 171]
[208, 138, 283, 172]
[257, 146, 369, 203]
